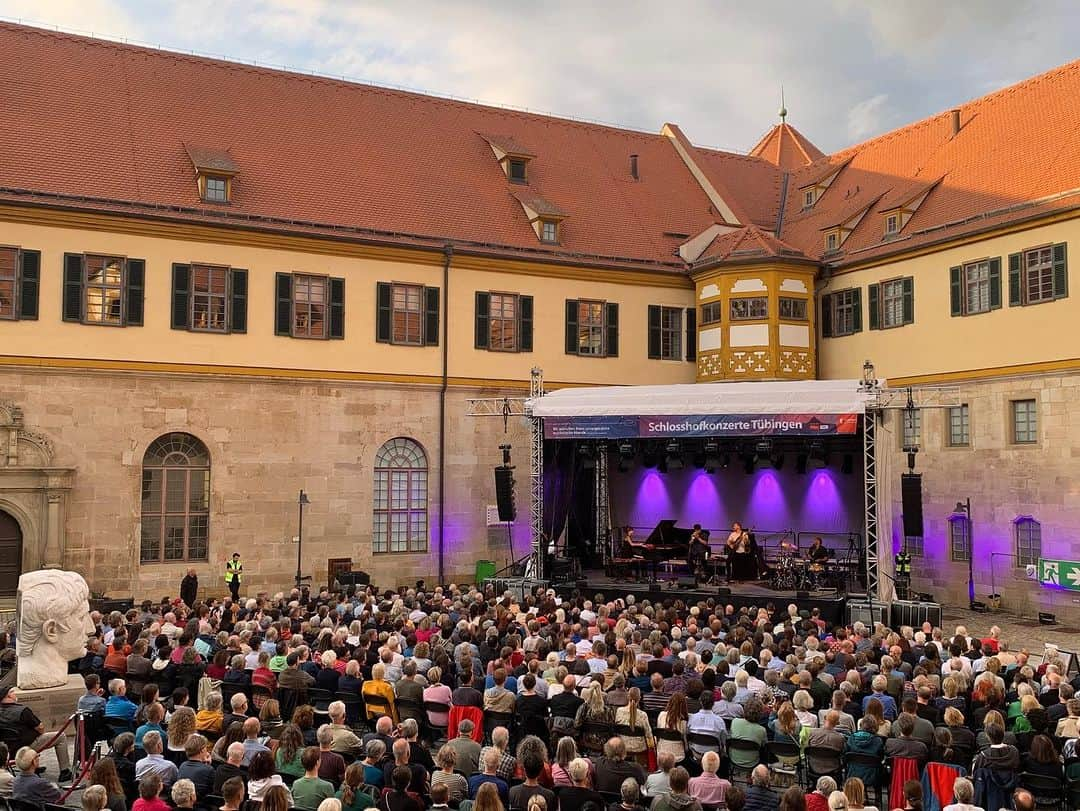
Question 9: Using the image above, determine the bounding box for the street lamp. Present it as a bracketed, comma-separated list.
[295, 490, 311, 589]
[955, 498, 973, 607]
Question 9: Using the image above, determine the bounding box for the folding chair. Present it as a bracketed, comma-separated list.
[726, 737, 763, 785]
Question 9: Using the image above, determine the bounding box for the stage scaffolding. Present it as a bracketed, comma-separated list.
[497, 371, 962, 602]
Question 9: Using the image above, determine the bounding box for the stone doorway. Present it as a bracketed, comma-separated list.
[0, 511, 20, 598]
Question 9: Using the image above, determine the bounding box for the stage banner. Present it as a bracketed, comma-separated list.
[543, 412, 859, 440]
[1038, 558, 1080, 591]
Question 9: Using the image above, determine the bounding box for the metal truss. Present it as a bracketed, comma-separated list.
[595, 448, 610, 568]
[465, 397, 528, 417]
[525, 368, 545, 580]
[867, 385, 962, 411]
[863, 409, 880, 600]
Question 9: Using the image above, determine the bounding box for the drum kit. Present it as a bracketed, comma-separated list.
[772, 541, 825, 590]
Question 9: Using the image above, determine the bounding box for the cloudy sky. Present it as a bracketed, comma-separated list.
[4, 0, 1079, 153]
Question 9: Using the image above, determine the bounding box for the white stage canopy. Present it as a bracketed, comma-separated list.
[529, 379, 872, 418]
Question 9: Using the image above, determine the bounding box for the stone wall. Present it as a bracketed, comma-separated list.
[879, 370, 1080, 622]
[0, 368, 532, 599]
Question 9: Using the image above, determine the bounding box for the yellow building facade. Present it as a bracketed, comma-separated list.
[1, 22, 1079, 616]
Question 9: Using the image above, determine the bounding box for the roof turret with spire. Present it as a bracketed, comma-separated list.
[749, 89, 824, 170]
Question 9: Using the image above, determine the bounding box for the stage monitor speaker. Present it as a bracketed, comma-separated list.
[1039, 611, 1057, 625]
[901, 473, 924, 537]
[890, 599, 941, 629]
[796, 590, 810, 600]
[676, 576, 697, 590]
[847, 600, 888, 627]
[717, 587, 732, 599]
[494, 465, 517, 522]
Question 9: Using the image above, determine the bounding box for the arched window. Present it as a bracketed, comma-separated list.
[141, 433, 210, 563]
[373, 437, 428, 554]
[1015, 516, 1041, 567]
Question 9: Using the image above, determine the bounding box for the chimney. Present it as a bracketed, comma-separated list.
[630, 154, 639, 180]
[950, 108, 962, 137]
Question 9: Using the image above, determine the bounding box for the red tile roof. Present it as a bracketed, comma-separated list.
[697, 224, 809, 264]
[0, 22, 716, 272]
[2, 22, 1080, 274]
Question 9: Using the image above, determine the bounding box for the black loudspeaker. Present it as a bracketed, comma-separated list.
[717, 587, 732, 599]
[494, 465, 516, 521]
[901, 474, 924, 537]
[796, 590, 810, 599]
[676, 576, 697, 590]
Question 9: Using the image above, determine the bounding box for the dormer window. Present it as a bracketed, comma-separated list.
[885, 213, 899, 236]
[508, 158, 528, 184]
[203, 175, 229, 203]
[825, 231, 840, 252]
[511, 189, 568, 245]
[185, 143, 238, 205]
[804, 189, 816, 209]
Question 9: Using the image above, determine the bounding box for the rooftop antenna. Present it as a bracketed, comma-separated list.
[778, 85, 787, 123]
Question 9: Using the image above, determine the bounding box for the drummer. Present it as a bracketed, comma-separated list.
[807, 536, 831, 563]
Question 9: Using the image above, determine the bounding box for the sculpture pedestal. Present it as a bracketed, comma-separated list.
[16, 674, 83, 734]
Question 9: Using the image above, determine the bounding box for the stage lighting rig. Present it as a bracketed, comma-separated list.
[753, 439, 774, 470]
[664, 440, 684, 470]
[617, 441, 635, 472]
[703, 440, 722, 473]
[808, 440, 827, 469]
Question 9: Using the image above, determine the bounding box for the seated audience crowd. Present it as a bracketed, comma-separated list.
[2, 583, 1075, 811]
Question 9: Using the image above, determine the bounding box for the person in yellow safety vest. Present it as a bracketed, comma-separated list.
[225, 552, 242, 601]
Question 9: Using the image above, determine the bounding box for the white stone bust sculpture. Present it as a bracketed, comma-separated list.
[16, 569, 94, 689]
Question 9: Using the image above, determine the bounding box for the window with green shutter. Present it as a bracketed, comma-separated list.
[824, 288, 861, 337]
[0, 247, 40, 321]
[1009, 243, 1068, 306]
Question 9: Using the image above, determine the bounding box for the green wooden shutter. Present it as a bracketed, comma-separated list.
[62, 253, 84, 322]
[647, 304, 662, 358]
[474, 291, 490, 349]
[605, 302, 619, 357]
[1008, 252, 1022, 306]
[376, 282, 392, 342]
[867, 283, 880, 330]
[229, 269, 248, 333]
[949, 266, 963, 316]
[171, 264, 191, 329]
[423, 286, 439, 346]
[685, 307, 696, 362]
[519, 295, 533, 352]
[1053, 242, 1068, 299]
[821, 293, 832, 338]
[124, 259, 145, 326]
[275, 273, 293, 336]
[565, 300, 578, 355]
[328, 277, 345, 339]
[851, 288, 862, 333]
[17, 250, 40, 320]
[902, 277, 914, 324]
[988, 258, 1002, 310]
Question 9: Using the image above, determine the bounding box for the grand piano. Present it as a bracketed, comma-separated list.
[629, 519, 695, 580]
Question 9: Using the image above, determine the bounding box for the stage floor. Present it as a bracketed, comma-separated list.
[553, 568, 850, 625]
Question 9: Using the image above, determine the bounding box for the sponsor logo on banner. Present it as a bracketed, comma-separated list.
[543, 413, 859, 440]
